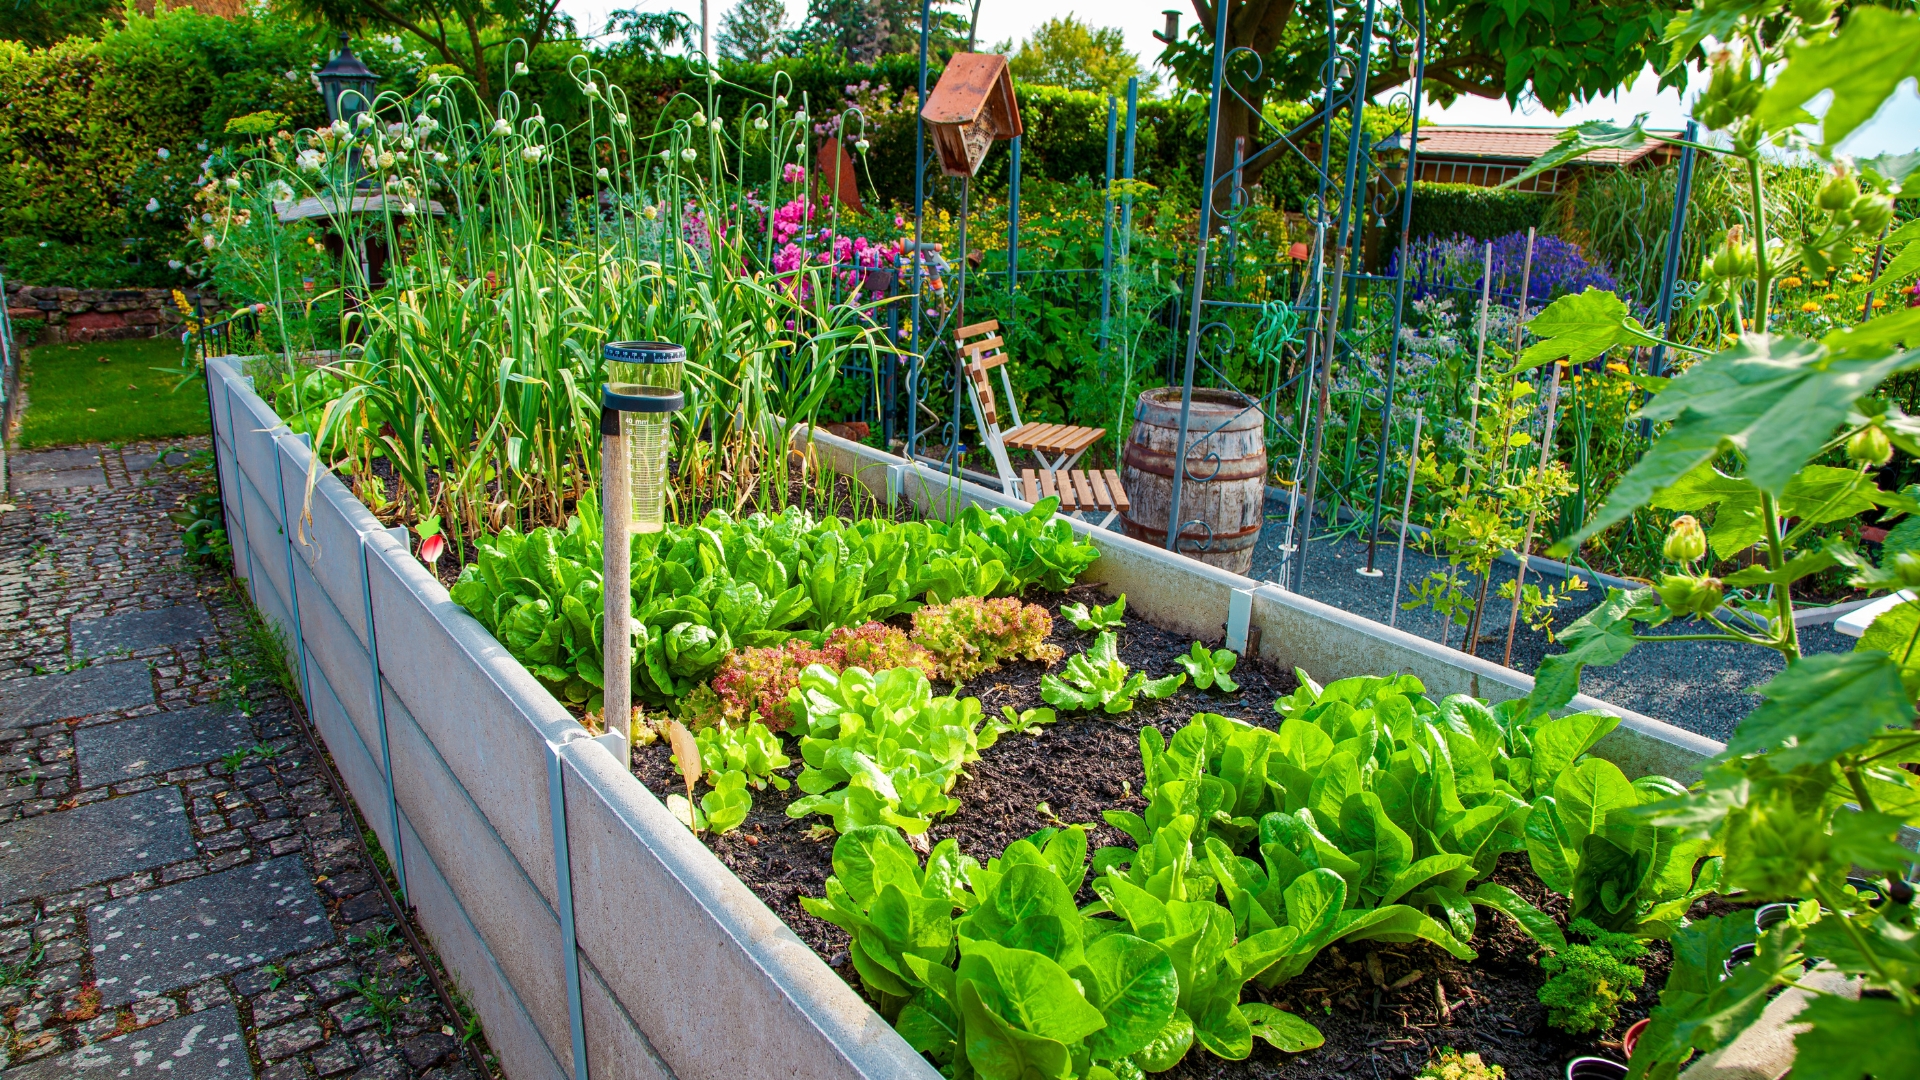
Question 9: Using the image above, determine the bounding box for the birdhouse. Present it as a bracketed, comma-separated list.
[921, 53, 1024, 178]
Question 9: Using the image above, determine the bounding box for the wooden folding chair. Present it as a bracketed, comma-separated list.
[954, 319, 1108, 495]
[1019, 468, 1130, 528]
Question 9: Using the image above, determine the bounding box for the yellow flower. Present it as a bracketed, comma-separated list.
[1606, 362, 1628, 374]
[1872, 297, 1887, 308]
[1853, 245, 1868, 254]
[1781, 275, 1803, 288]
[1825, 293, 1840, 302]
[1851, 273, 1868, 284]
[1801, 301, 1821, 313]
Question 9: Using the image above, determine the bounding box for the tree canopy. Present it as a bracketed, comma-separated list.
[996, 16, 1155, 96]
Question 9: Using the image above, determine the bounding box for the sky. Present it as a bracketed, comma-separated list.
[558, 0, 1920, 158]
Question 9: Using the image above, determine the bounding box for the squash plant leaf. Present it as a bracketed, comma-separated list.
[1790, 995, 1920, 1080]
[1519, 288, 1665, 370]
[1553, 336, 1920, 556]
[1855, 597, 1920, 699]
[1504, 117, 1654, 190]
[1528, 587, 1645, 713]
[1755, 6, 1920, 150]
[1869, 219, 1920, 290]
[1723, 651, 1911, 769]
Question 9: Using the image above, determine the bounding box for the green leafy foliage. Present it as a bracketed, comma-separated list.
[1518, 288, 1666, 369]
[786, 665, 1056, 836]
[1416, 1048, 1508, 1080]
[1538, 918, 1649, 1034]
[453, 502, 1099, 713]
[911, 596, 1064, 684]
[1060, 593, 1126, 631]
[690, 720, 791, 790]
[683, 621, 934, 732]
[1040, 632, 1184, 714]
[1173, 642, 1239, 693]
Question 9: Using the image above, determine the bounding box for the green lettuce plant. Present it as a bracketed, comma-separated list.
[1041, 632, 1185, 714]
[1061, 594, 1126, 632]
[1174, 642, 1239, 692]
[785, 665, 1057, 837]
[691, 720, 791, 790]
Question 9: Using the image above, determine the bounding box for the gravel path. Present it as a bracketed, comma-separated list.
[1244, 507, 1851, 742]
[1, 441, 491, 1079]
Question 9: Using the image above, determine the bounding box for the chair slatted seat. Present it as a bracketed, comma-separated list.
[1020, 468, 1130, 528]
[953, 320, 1110, 510]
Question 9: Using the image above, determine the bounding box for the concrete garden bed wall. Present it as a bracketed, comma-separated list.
[203, 355, 1730, 1080]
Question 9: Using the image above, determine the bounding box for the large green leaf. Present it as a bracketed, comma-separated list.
[1856, 597, 1920, 699]
[1553, 336, 1920, 555]
[1240, 1002, 1323, 1053]
[1554, 758, 1641, 844]
[1520, 288, 1665, 369]
[1790, 994, 1920, 1080]
[1081, 934, 1179, 1062]
[1339, 792, 1414, 900]
[1529, 711, 1622, 794]
[1528, 588, 1644, 712]
[1656, 463, 1890, 560]
[1755, 6, 1920, 150]
[958, 980, 1077, 1080]
[958, 939, 1107, 1046]
[1525, 796, 1580, 895]
[1467, 881, 1567, 950]
[1504, 117, 1656, 189]
[1724, 651, 1911, 768]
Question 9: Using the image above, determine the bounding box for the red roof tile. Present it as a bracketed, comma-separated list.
[1384, 124, 1678, 166]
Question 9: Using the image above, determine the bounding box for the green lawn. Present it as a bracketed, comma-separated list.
[17, 337, 209, 449]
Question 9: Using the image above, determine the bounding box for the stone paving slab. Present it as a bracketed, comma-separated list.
[3, 1004, 251, 1078]
[0, 661, 153, 727]
[11, 468, 107, 492]
[125, 449, 193, 472]
[76, 706, 257, 787]
[0, 788, 194, 902]
[90, 855, 335, 1004]
[11, 449, 101, 472]
[71, 604, 217, 659]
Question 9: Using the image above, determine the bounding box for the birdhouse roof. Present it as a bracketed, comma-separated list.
[921, 53, 1023, 137]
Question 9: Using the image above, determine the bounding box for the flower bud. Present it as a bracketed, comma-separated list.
[1851, 194, 1894, 236]
[1657, 574, 1724, 618]
[1848, 424, 1892, 466]
[1817, 167, 1859, 211]
[1664, 515, 1708, 564]
[1708, 227, 1758, 280]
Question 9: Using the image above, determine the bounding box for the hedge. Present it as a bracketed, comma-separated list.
[1403, 181, 1552, 241]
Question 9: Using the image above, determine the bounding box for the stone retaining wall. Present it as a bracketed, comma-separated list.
[3, 282, 218, 344]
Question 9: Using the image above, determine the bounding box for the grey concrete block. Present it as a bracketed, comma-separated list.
[392, 801, 566, 1080]
[124, 449, 192, 472]
[89, 855, 333, 1004]
[11, 467, 106, 491]
[0, 788, 194, 902]
[3, 1003, 249, 1078]
[580, 954, 673, 1080]
[77, 705, 257, 787]
[12, 448, 101, 472]
[282, 440, 387, 656]
[70, 604, 217, 658]
[0, 660, 153, 728]
[364, 540, 569, 910]
[559, 739, 939, 1080]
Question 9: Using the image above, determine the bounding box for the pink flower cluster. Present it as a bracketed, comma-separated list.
[781, 162, 807, 184]
[769, 194, 816, 246]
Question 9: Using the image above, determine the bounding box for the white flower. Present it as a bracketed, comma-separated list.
[658, 149, 671, 160]
[424, 98, 442, 111]
[400, 137, 415, 150]
[167, 259, 183, 270]
[613, 112, 628, 127]
[145, 198, 161, 212]
[775, 95, 787, 107]
[514, 61, 529, 75]
[522, 145, 545, 162]
[225, 177, 241, 190]
[753, 116, 768, 131]
[156, 147, 171, 160]
[855, 138, 870, 153]
[582, 81, 598, 96]
[691, 111, 705, 127]
[427, 71, 442, 85]
[680, 147, 697, 161]
[794, 109, 808, 122]
[432, 152, 449, 164]
[642, 204, 659, 220]
[387, 122, 406, 136]
[297, 148, 325, 171]
[493, 118, 512, 136]
[284, 70, 299, 82]
[709, 119, 721, 133]
[201, 213, 213, 223]
[331, 119, 350, 136]
[378, 151, 396, 169]
[597, 167, 610, 180]
[356, 112, 374, 128]
[201, 233, 219, 250]
[401, 201, 417, 216]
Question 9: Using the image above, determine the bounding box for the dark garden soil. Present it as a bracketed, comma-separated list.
[628, 585, 1659, 1080]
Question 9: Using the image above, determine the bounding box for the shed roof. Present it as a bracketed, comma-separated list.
[1378, 124, 1679, 166]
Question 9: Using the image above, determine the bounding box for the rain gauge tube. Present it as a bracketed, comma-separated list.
[600, 341, 686, 760]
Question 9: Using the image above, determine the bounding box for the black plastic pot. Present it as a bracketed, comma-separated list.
[1724, 941, 1758, 977]
[1754, 903, 1793, 932]
[1566, 1057, 1630, 1080]
[1846, 876, 1887, 909]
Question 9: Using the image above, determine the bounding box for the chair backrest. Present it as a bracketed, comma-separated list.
[955, 319, 1016, 428]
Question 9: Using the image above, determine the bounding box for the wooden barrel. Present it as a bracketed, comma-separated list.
[1120, 387, 1267, 574]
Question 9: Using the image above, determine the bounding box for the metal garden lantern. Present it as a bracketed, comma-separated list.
[316, 33, 380, 128]
[598, 341, 686, 757]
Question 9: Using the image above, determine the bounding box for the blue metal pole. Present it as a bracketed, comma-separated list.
[1122, 78, 1138, 239]
[906, 0, 931, 456]
[1164, 0, 1233, 554]
[1649, 121, 1698, 380]
[1363, 0, 1427, 572]
[1008, 136, 1021, 304]
[1100, 97, 1118, 363]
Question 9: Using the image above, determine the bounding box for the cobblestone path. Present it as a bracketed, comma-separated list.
[0, 440, 492, 1079]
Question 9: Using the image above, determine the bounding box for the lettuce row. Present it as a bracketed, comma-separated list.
[451, 499, 1100, 713]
